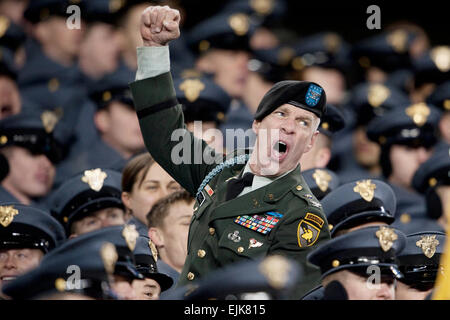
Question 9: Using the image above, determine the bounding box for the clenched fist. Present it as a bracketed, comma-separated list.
[140, 6, 181, 47]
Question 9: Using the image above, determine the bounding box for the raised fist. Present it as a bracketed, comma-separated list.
[140, 5, 181, 47]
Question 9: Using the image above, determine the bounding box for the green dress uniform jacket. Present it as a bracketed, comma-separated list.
[130, 72, 331, 299]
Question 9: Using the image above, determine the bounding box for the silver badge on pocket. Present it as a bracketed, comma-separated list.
[228, 230, 241, 243]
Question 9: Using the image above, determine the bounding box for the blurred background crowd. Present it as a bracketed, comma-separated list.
[0, 0, 449, 300]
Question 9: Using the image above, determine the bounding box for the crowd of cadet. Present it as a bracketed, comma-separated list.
[0, 0, 449, 300]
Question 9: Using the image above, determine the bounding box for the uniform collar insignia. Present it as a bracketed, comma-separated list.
[416, 235, 440, 258]
[259, 255, 291, 289]
[313, 169, 332, 192]
[353, 179, 377, 202]
[405, 103, 430, 127]
[149, 239, 158, 262]
[376, 226, 398, 252]
[228, 13, 249, 36]
[179, 78, 205, 102]
[0, 205, 19, 227]
[368, 84, 391, 108]
[101, 242, 118, 275]
[81, 168, 108, 191]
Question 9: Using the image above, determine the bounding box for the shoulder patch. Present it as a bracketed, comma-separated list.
[297, 213, 324, 248]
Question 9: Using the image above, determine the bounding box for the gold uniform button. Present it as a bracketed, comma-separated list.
[332, 260, 340, 268]
[296, 185, 303, 191]
[197, 249, 206, 258]
[237, 247, 244, 253]
[187, 272, 195, 281]
[209, 227, 215, 236]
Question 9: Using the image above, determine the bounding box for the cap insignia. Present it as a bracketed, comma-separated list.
[149, 239, 158, 262]
[430, 46, 450, 73]
[376, 226, 398, 252]
[109, 0, 125, 13]
[416, 235, 439, 259]
[250, 0, 274, 15]
[41, 109, 61, 133]
[353, 179, 377, 202]
[179, 79, 205, 102]
[305, 84, 323, 107]
[0, 205, 19, 227]
[312, 169, 332, 192]
[122, 224, 138, 251]
[81, 168, 108, 192]
[368, 84, 391, 108]
[387, 29, 408, 53]
[228, 13, 249, 36]
[405, 102, 430, 127]
[101, 242, 118, 275]
[259, 255, 291, 289]
[324, 33, 341, 54]
[0, 16, 10, 38]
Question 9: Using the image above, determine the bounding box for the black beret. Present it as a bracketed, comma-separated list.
[254, 80, 326, 120]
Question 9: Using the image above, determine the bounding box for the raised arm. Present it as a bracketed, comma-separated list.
[130, 5, 221, 195]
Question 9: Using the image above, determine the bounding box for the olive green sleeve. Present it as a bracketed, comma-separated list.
[268, 204, 331, 299]
[130, 72, 221, 195]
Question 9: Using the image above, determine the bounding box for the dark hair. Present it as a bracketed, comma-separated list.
[147, 190, 194, 228]
[121, 152, 156, 193]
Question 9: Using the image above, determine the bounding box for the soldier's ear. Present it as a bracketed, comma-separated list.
[149, 227, 164, 248]
[304, 130, 319, 154]
[252, 120, 260, 135]
[121, 192, 131, 209]
[94, 109, 111, 134]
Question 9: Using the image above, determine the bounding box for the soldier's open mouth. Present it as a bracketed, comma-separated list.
[274, 141, 287, 154]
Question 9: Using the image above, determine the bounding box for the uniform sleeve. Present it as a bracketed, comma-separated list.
[130, 71, 222, 195]
[268, 203, 331, 299]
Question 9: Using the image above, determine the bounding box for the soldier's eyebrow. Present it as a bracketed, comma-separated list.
[144, 284, 158, 289]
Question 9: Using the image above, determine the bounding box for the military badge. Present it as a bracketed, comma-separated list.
[101, 242, 118, 275]
[313, 169, 332, 192]
[149, 239, 158, 262]
[305, 84, 323, 107]
[259, 255, 291, 290]
[387, 29, 408, 53]
[228, 13, 249, 36]
[416, 235, 440, 258]
[179, 79, 205, 102]
[405, 103, 430, 127]
[81, 168, 108, 192]
[297, 221, 319, 248]
[234, 213, 281, 235]
[122, 224, 138, 251]
[375, 226, 398, 252]
[250, 0, 274, 15]
[204, 184, 214, 197]
[40, 109, 61, 133]
[249, 238, 264, 249]
[353, 179, 377, 202]
[228, 230, 241, 243]
[430, 46, 450, 73]
[0, 205, 19, 227]
[196, 191, 205, 207]
[368, 84, 391, 108]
